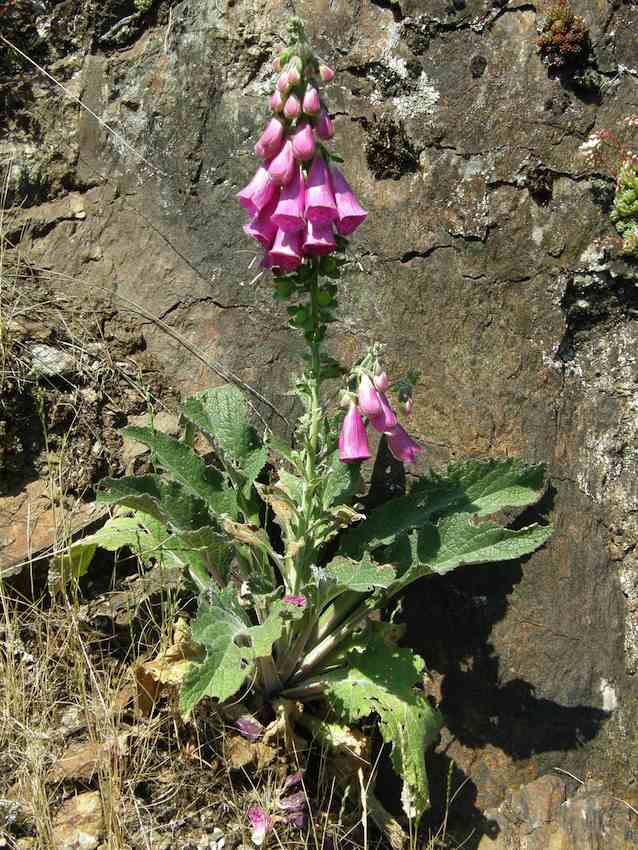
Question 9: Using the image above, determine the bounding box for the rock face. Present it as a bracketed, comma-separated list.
[3, 0, 638, 843]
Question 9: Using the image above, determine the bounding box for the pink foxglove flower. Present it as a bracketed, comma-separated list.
[243, 197, 278, 248]
[357, 373, 382, 417]
[282, 770, 304, 791]
[374, 371, 390, 392]
[331, 166, 368, 235]
[387, 425, 423, 464]
[369, 392, 398, 433]
[235, 714, 265, 742]
[255, 118, 285, 160]
[403, 398, 413, 415]
[247, 806, 272, 847]
[268, 140, 296, 186]
[237, 165, 277, 216]
[338, 402, 371, 463]
[269, 228, 303, 271]
[303, 220, 336, 256]
[272, 166, 305, 232]
[319, 64, 335, 82]
[283, 594, 307, 608]
[284, 93, 301, 120]
[302, 86, 320, 115]
[316, 110, 334, 140]
[291, 122, 315, 161]
[305, 156, 338, 224]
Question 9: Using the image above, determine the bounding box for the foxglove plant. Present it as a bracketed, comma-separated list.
[60, 16, 553, 840]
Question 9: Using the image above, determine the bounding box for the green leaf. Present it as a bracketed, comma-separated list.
[267, 432, 295, 463]
[322, 624, 442, 820]
[391, 516, 553, 586]
[325, 555, 396, 593]
[341, 458, 547, 559]
[180, 592, 298, 716]
[181, 387, 265, 480]
[322, 449, 361, 509]
[122, 427, 236, 518]
[96, 475, 210, 531]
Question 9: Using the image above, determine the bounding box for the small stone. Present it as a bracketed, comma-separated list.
[30, 344, 76, 377]
[52, 791, 104, 850]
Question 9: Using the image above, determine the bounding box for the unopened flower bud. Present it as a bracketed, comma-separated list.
[288, 65, 302, 86]
[273, 56, 282, 72]
[319, 64, 335, 82]
[255, 117, 285, 159]
[374, 371, 390, 392]
[284, 93, 302, 120]
[403, 398, 413, 415]
[277, 71, 291, 92]
[302, 85, 321, 115]
[316, 110, 334, 140]
[270, 90, 284, 113]
[291, 121, 315, 161]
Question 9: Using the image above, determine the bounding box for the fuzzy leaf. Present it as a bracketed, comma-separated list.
[325, 555, 395, 593]
[390, 516, 553, 586]
[96, 475, 211, 530]
[322, 624, 442, 820]
[122, 427, 237, 518]
[341, 458, 547, 559]
[181, 387, 266, 481]
[180, 594, 300, 715]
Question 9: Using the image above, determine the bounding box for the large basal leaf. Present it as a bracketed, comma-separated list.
[388, 515, 553, 588]
[96, 475, 211, 531]
[341, 458, 548, 559]
[322, 624, 442, 821]
[122, 427, 237, 518]
[325, 555, 396, 593]
[180, 593, 302, 716]
[181, 386, 267, 484]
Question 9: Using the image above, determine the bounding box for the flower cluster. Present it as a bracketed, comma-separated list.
[237, 41, 367, 273]
[339, 371, 423, 466]
[246, 771, 307, 845]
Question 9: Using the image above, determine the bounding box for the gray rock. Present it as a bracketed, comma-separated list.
[29, 344, 76, 377]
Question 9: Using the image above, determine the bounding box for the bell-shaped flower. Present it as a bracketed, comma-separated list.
[243, 197, 278, 248]
[319, 64, 335, 82]
[368, 392, 398, 433]
[403, 398, 413, 415]
[255, 117, 284, 160]
[270, 90, 284, 113]
[305, 156, 338, 224]
[387, 425, 423, 464]
[272, 166, 305, 232]
[316, 110, 334, 140]
[269, 228, 303, 271]
[302, 86, 320, 115]
[268, 140, 296, 187]
[374, 371, 390, 392]
[291, 122, 315, 161]
[357, 373, 382, 417]
[303, 220, 336, 256]
[338, 402, 371, 464]
[237, 165, 277, 217]
[284, 94, 301, 120]
[331, 166, 368, 235]
[247, 806, 272, 847]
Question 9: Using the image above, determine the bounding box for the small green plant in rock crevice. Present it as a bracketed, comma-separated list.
[536, 0, 589, 70]
[580, 117, 638, 259]
[56, 16, 554, 844]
